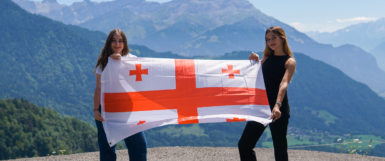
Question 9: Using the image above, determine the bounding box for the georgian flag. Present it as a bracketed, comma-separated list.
[101, 57, 271, 146]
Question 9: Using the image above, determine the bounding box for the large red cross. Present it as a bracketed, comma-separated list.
[104, 59, 268, 124]
[222, 65, 240, 79]
[129, 64, 148, 81]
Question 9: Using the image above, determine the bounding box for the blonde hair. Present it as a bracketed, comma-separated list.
[263, 26, 294, 58]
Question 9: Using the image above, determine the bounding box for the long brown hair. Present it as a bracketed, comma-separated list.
[263, 26, 293, 58]
[95, 29, 129, 72]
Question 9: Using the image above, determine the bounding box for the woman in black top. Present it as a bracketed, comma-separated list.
[238, 26, 296, 161]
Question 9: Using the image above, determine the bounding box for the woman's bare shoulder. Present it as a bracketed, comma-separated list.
[285, 57, 296, 68]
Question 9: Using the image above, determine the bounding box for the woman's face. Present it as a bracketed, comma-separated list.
[266, 32, 283, 51]
[111, 33, 124, 54]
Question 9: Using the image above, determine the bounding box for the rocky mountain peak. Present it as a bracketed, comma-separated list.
[165, 0, 258, 13]
[373, 17, 385, 27]
[42, 0, 57, 3]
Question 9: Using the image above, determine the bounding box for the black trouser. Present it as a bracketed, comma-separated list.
[238, 118, 289, 161]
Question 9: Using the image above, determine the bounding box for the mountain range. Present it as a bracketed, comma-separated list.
[371, 41, 385, 87]
[12, 0, 385, 97]
[12, 0, 139, 25]
[305, 18, 385, 73]
[305, 18, 385, 52]
[13, 0, 263, 41]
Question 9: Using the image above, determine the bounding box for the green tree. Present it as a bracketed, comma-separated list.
[0, 98, 98, 160]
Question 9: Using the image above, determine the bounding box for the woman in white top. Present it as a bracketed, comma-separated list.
[93, 29, 147, 161]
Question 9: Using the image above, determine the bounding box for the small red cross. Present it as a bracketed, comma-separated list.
[137, 121, 146, 125]
[226, 117, 246, 122]
[130, 64, 148, 81]
[222, 65, 240, 79]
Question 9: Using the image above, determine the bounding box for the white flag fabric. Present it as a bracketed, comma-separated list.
[101, 57, 272, 146]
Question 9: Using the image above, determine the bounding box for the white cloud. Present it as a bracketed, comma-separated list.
[336, 17, 378, 23]
[292, 23, 350, 33]
[289, 22, 308, 31]
[290, 22, 301, 26]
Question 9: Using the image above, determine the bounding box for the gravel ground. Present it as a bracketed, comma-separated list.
[6, 147, 385, 161]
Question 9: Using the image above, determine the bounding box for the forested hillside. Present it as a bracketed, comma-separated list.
[0, 0, 102, 122]
[0, 98, 98, 160]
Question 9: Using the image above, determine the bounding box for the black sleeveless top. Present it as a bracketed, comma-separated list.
[262, 54, 291, 118]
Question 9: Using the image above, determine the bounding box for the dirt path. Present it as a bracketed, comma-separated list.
[7, 147, 385, 161]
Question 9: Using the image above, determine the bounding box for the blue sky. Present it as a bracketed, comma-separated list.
[31, 0, 385, 33]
